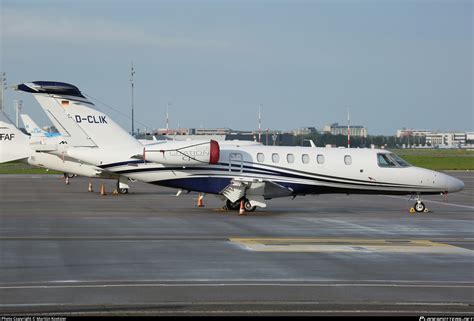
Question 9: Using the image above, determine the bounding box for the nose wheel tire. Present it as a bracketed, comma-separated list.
[119, 188, 129, 194]
[414, 201, 426, 213]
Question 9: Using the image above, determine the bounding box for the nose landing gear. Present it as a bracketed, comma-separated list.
[410, 194, 430, 214]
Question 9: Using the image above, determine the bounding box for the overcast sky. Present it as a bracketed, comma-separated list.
[1, 0, 472, 135]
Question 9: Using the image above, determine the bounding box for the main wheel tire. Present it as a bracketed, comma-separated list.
[244, 200, 256, 212]
[414, 201, 425, 213]
[66, 173, 75, 178]
[119, 188, 129, 194]
[226, 199, 240, 211]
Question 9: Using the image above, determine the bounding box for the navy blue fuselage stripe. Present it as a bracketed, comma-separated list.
[101, 159, 411, 187]
[107, 165, 421, 189]
[150, 177, 440, 196]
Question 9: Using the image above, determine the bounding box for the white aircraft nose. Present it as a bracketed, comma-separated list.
[446, 176, 464, 193]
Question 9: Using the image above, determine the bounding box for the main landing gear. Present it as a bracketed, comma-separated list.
[116, 178, 130, 194]
[225, 198, 256, 212]
[63, 173, 75, 185]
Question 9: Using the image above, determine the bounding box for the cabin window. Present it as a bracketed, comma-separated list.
[302, 154, 310, 164]
[317, 154, 325, 164]
[257, 153, 265, 163]
[344, 155, 352, 165]
[287, 153, 295, 163]
[272, 153, 280, 163]
[377, 153, 396, 167]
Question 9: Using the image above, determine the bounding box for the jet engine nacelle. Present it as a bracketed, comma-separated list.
[141, 139, 220, 166]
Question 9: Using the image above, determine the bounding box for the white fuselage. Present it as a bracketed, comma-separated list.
[87, 144, 464, 197]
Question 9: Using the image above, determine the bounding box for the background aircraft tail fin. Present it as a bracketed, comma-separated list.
[0, 112, 31, 163]
[20, 114, 46, 137]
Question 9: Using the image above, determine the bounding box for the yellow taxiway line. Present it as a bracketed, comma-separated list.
[229, 238, 472, 254]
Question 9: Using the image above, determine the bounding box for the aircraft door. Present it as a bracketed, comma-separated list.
[229, 153, 243, 173]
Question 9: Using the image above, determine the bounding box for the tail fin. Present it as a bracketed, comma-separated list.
[16, 81, 142, 153]
[20, 114, 46, 137]
[0, 113, 31, 163]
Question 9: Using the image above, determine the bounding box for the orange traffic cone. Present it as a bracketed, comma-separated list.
[100, 184, 106, 196]
[239, 200, 246, 216]
[88, 182, 93, 192]
[197, 193, 204, 207]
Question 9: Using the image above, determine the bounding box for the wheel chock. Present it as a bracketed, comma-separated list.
[409, 207, 416, 214]
[423, 208, 430, 213]
[113, 189, 119, 195]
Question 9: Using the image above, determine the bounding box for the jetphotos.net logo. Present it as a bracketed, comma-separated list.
[420, 317, 474, 321]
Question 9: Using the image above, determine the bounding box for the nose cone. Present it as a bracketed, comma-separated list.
[446, 176, 465, 193]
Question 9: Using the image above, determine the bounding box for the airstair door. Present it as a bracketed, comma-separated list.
[229, 153, 243, 173]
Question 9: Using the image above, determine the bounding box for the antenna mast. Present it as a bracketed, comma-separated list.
[347, 108, 351, 148]
[15, 100, 22, 128]
[0, 72, 6, 112]
[130, 62, 135, 136]
[166, 102, 172, 134]
[258, 104, 262, 143]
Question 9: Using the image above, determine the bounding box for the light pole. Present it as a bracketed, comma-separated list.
[0, 72, 7, 112]
[14, 100, 22, 128]
[130, 62, 135, 136]
[166, 102, 172, 134]
[258, 104, 262, 143]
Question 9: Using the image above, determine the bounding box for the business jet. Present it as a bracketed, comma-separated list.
[0, 112, 136, 192]
[14, 81, 464, 213]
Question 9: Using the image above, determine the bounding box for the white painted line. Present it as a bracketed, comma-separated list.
[384, 195, 474, 209]
[2, 278, 472, 285]
[0, 283, 473, 290]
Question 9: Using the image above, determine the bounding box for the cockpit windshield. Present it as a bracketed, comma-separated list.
[389, 153, 411, 167]
[377, 153, 411, 168]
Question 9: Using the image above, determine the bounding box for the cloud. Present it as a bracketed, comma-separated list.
[1, 8, 232, 50]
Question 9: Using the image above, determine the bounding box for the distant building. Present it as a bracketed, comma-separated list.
[467, 132, 474, 143]
[396, 128, 431, 138]
[292, 127, 317, 136]
[396, 128, 470, 148]
[194, 128, 232, 135]
[425, 132, 467, 148]
[153, 128, 192, 136]
[323, 123, 367, 137]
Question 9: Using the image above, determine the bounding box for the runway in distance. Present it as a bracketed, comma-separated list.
[9, 81, 465, 213]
